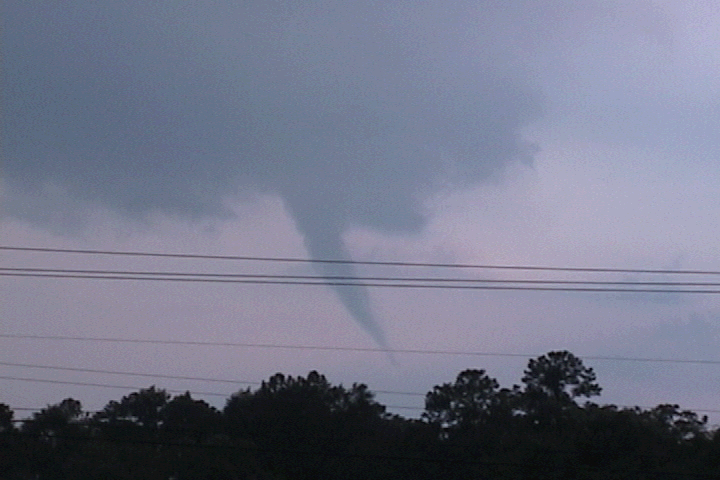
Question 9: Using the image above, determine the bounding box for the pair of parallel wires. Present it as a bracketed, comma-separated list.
[3, 245, 720, 293]
[2, 245, 720, 415]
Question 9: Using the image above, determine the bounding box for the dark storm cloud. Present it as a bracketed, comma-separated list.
[2, 1, 542, 344]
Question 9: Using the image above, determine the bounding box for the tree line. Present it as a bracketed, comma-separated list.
[1, 351, 718, 479]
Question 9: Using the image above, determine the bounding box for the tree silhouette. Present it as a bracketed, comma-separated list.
[97, 385, 170, 430]
[22, 398, 84, 438]
[522, 350, 601, 406]
[0, 403, 13, 433]
[423, 369, 501, 431]
[4, 357, 720, 480]
[161, 391, 222, 441]
[224, 371, 388, 479]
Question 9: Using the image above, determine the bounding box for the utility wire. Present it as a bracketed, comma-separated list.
[4, 245, 720, 275]
[2, 333, 719, 366]
[0, 375, 229, 397]
[5, 271, 720, 294]
[3, 364, 720, 415]
[4, 267, 720, 287]
[0, 376, 415, 412]
[7, 407, 418, 416]
[4, 376, 720, 418]
[0, 361, 258, 387]
[0, 360, 420, 396]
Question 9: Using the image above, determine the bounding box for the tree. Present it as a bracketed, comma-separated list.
[0, 403, 13, 433]
[0, 403, 20, 478]
[19, 399, 87, 479]
[522, 350, 601, 408]
[423, 369, 501, 431]
[224, 371, 388, 479]
[97, 385, 170, 429]
[22, 398, 84, 437]
[644, 404, 707, 442]
[161, 391, 222, 441]
[225, 371, 386, 440]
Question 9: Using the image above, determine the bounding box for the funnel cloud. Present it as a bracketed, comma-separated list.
[3, 1, 542, 344]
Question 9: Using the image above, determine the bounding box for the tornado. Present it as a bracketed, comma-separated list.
[2, 1, 544, 349]
[285, 197, 389, 348]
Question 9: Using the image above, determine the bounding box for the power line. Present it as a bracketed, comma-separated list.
[4, 245, 720, 275]
[3, 363, 720, 416]
[9, 406, 421, 416]
[0, 360, 420, 397]
[0, 361, 257, 387]
[0, 375, 229, 397]
[11, 400, 720, 417]
[4, 377, 720, 418]
[0, 376, 416, 412]
[5, 271, 720, 294]
[2, 333, 719, 366]
[5, 267, 720, 287]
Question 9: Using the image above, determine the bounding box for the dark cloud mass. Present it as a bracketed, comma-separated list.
[2, 1, 542, 344]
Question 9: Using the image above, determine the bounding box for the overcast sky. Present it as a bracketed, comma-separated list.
[2, 0, 720, 424]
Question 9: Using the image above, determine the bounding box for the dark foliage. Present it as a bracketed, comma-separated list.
[1, 353, 718, 480]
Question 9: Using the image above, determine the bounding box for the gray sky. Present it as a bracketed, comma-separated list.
[2, 1, 720, 423]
